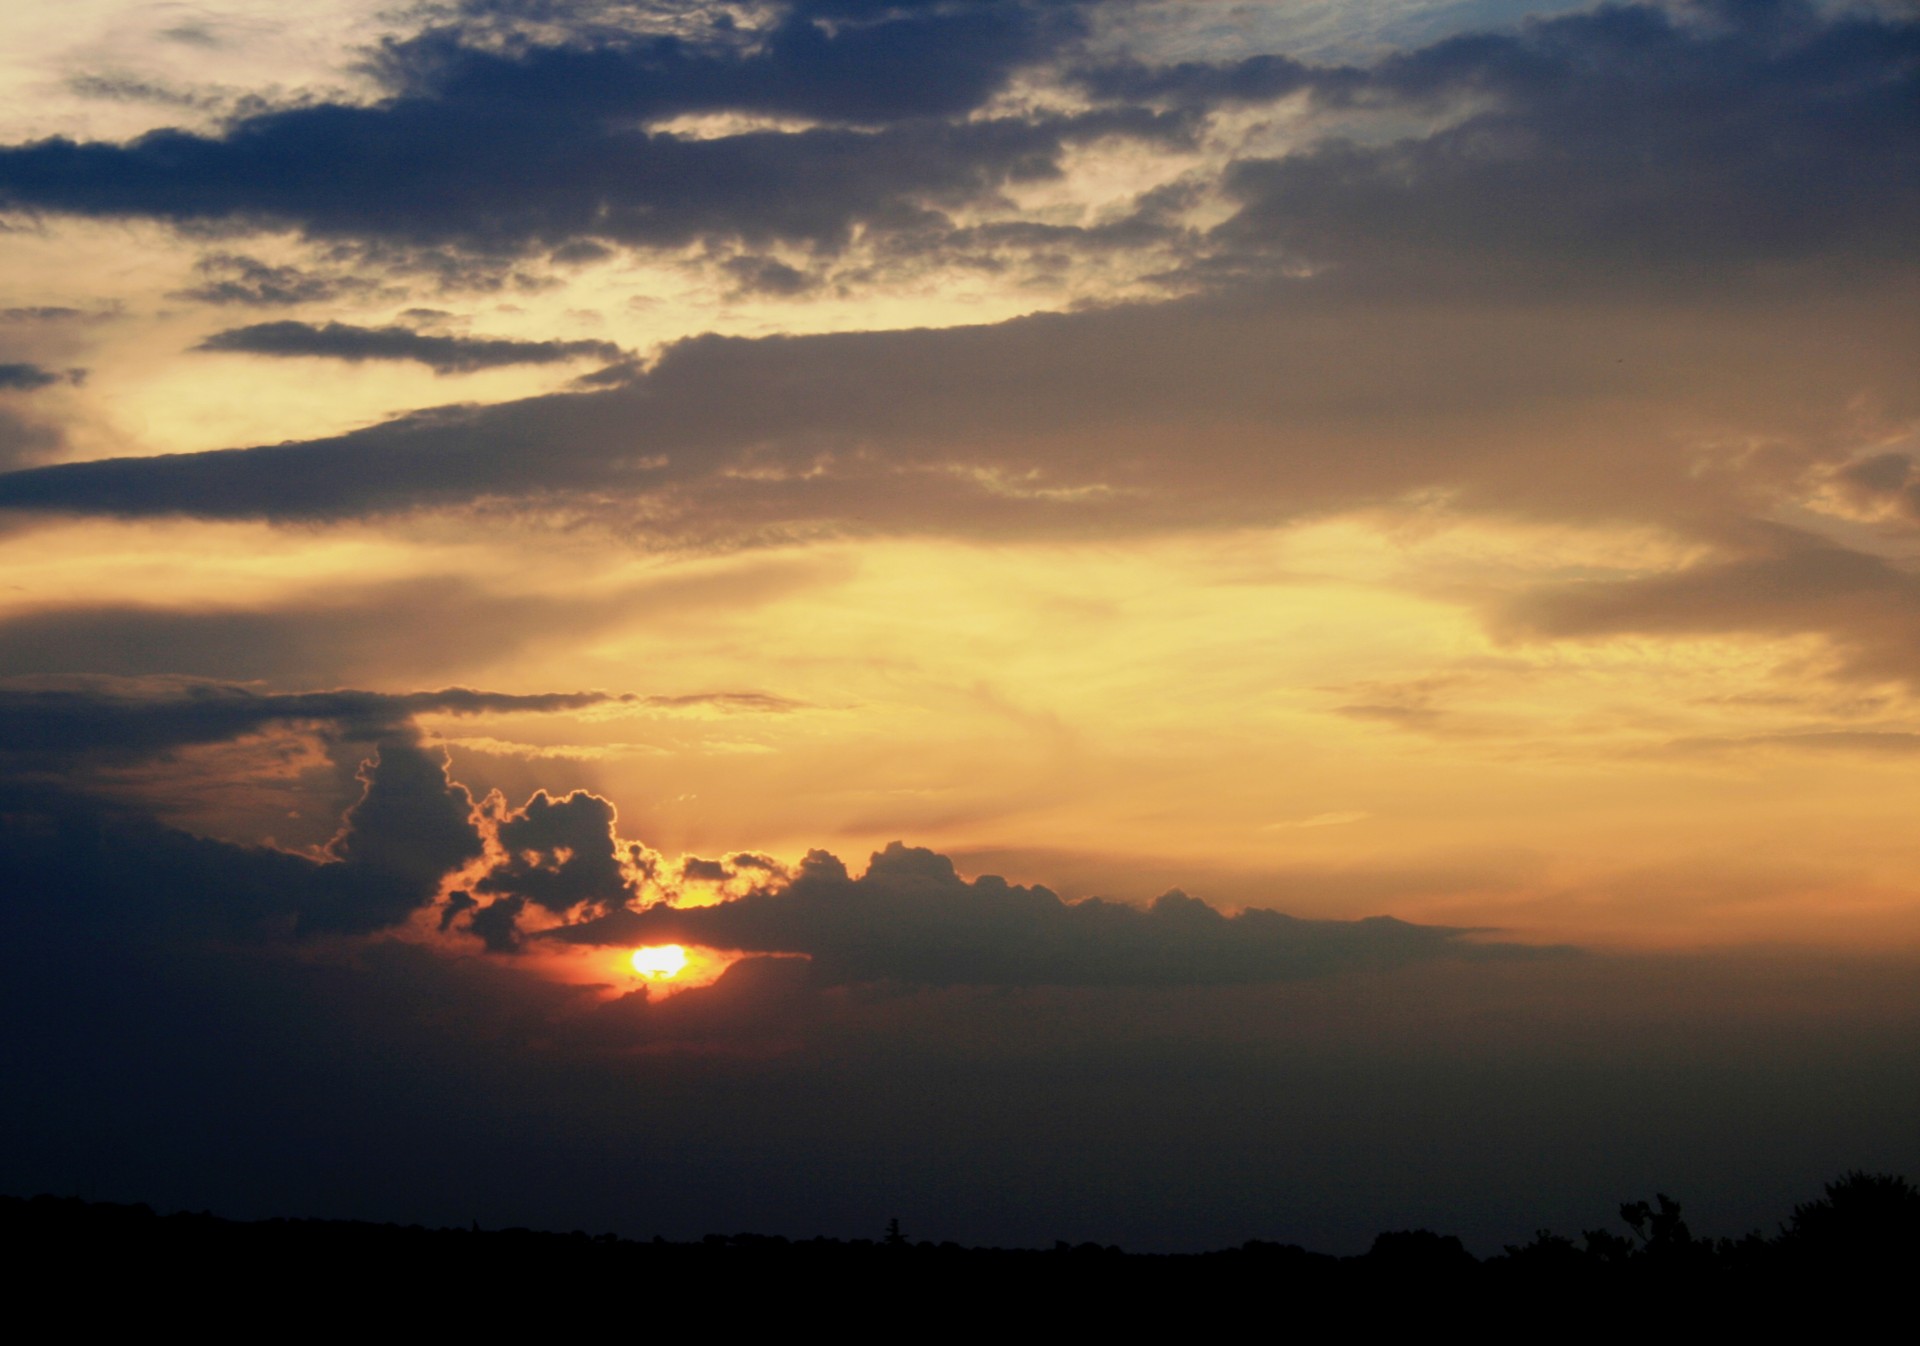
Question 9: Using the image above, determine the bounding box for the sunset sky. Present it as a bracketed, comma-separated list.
[2, 0, 1916, 1252]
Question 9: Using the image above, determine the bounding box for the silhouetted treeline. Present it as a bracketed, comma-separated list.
[6, 1172, 1913, 1325]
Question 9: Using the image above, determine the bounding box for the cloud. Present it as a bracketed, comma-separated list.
[0, 672, 1533, 984]
[195, 321, 624, 373]
[0, 564, 842, 686]
[0, 674, 647, 939]
[375, 1, 1082, 126]
[0, 363, 65, 391]
[0, 578, 598, 685]
[301, 735, 485, 934]
[65, 74, 223, 111]
[0, 3, 1137, 256]
[0, 2, 1903, 282]
[174, 253, 394, 307]
[1072, 51, 1341, 109]
[720, 254, 819, 298]
[545, 840, 1557, 986]
[0, 109, 1167, 255]
[474, 788, 637, 914]
[0, 731, 480, 939]
[1056, 1, 1920, 297]
[1196, 0, 1920, 285]
[0, 407, 62, 472]
[3, 264, 1907, 543]
[0, 307, 86, 322]
[0, 4, 1907, 552]
[639, 692, 806, 713]
[1500, 526, 1920, 685]
[0, 678, 621, 766]
[1831, 451, 1920, 524]
[1661, 730, 1920, 757]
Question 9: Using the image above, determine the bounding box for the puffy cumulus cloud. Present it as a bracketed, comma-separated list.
[475, 788, 637, 913]
[0, 678, 645, 939]
[0, 674, 792, 955]
[302, 736, 484, 934]
[0, 733, 477, 941]
[194, 321, 625, 373]
[468, 892, 530, 954]
[447, 799, 797, 952]
[450, 787, 677, 954]
[548, 840, 1557, 986]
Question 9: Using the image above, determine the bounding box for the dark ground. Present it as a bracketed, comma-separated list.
[7, 1173, 1913, 1327]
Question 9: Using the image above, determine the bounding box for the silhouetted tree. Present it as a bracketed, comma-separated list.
[1621, 1193, 1715, 1272]
[1779, 1171, 1920, 1274]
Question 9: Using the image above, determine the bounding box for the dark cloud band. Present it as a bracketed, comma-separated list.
[0, 681, 621, 761]
[544, 841, 1561, 987]
[195, 321, 624, 373]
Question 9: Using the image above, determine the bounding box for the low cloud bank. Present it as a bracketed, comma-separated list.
[549, 842, 1555, 986]
[0, 678, 1546, 982]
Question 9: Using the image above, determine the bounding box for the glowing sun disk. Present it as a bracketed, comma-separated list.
[630, 944, 689, 979]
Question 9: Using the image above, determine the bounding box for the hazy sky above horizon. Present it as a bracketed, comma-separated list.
[2, 0, 1916, 1249]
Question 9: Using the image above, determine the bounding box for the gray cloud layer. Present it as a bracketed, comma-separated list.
[0, 0, 1147, 255]
[0, 2, 1903, 273]
[2, 277, 1907, 542]
[0, 680, 619, 763]
[0, 5, 1909, 541]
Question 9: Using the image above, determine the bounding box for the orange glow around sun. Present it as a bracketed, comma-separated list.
[630, 944, 690, 979]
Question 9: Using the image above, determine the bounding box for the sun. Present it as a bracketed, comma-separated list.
[630, 944, 689, 980]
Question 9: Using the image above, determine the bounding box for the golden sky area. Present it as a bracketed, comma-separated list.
[9, 507, 1919, 950]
